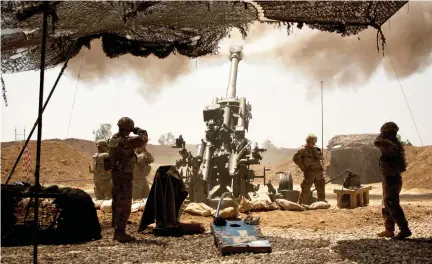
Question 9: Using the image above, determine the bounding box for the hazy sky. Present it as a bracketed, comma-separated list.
[1, 4, 431, 148]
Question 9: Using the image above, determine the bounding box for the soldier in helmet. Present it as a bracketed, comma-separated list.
[374, 121, 411, 239]
[293, 134, 326, 205]
[89, 140, 112, 200]
[133, 145, 154, 200]
[106, 117, 148, 242]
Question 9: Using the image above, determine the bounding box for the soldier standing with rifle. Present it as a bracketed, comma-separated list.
[374, 121, 411, 239]
[293, 134, 326, 205]
[106, 117, 148, 242]
[133, 145, 154, 200]
[89, 140, 112, 200]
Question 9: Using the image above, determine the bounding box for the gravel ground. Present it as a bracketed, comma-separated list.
[2, 203, 432, 264]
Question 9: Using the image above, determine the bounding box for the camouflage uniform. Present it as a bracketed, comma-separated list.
[293, 134, 325, 204]
[133, 146, 154, 200]
[374, 121, 411, 239]
[107, 117, 148, 242]
[89, 140, 112, 200]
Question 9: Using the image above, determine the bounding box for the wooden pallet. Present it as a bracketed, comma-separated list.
[210, 220, 272, 256]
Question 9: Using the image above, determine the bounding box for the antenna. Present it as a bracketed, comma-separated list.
[15, 127, 26, 142]
[321, 81, 324, 153]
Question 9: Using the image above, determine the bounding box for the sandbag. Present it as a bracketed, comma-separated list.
[139, 200, 147, 211]
[218, 207, 238, 219]
[131, 203, 140, 213]
[184, 202, 215, 217]
[275, 199, 305, 211]
[307, 201, 331, 210]
[239, 196, 278, 212]
[100, 200, 112, 213]
[131, 199, 147, 213]
[238, 196, 253, 213]
[93, 199, 104, 210]
[251, 200, 279, 211]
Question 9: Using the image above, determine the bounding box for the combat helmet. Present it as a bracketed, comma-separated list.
[96, 139, 108, 148]
[306, 134, 318, 143]
[136, 145, 146, 153]
[380, 122, 399, 133]
[117, 117, 135, 131]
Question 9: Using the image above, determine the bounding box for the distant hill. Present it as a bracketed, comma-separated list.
[2, 138, 198, 166]
[2, 138, 295, 165]
[1, 138, 297, 188]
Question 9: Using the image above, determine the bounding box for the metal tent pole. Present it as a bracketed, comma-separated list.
[4, 40, 78, 185]
[33, 3, 49, 263]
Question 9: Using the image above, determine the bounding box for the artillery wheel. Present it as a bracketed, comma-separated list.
[278, 173, 289, 190]
[287, 173, 293, 190]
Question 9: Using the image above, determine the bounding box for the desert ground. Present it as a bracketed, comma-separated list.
[1, 139, 432, 263]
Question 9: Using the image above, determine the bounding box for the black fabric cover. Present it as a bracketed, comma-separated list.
[1, 184, 102, 246]
[138, 165, 188, 232]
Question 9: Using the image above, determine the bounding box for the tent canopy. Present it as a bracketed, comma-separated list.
[1, 1, 407, 74]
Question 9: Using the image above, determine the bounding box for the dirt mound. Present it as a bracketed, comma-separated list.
[50, 138, 97, 155]
[0, 139, 204, 188]
[1, 141, 93, 187]
[327, 134, 378, 150]
[403, 146, 432, 190]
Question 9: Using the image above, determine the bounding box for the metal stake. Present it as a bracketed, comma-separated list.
[33, 3, 49, 263]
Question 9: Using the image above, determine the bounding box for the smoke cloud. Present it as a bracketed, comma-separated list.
[263, 1, 432, 95]
[65, 22, 277, 101]
[67, 2, 432, 99]
[66, 40, 192, 100]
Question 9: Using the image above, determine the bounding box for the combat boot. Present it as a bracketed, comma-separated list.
[114, 230, 136, 243]
[392, 228, 412, 240]
[376, 230, 395, 238]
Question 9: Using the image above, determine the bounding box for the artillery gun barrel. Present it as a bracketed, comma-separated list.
[237, 97, 247, 129]
[225, 46, 243, 98]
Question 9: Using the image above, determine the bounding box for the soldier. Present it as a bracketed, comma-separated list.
[374, 121, 411, 239]
[175, 134, 186, 148]
[133, 145, 154, 200]
[89, 140, 112, 200]
[293, 134, 326, 205]
[107, 117, 148, 242]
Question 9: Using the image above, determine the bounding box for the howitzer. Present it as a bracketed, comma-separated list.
[174, 46, 267, 203]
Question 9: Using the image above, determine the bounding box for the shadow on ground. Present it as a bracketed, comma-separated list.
[333, 238, 432, 263]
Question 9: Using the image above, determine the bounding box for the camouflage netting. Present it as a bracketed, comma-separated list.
[326, 134, 382, 184]
[1, 1, 407, 74]
[1, 183, 102, 246]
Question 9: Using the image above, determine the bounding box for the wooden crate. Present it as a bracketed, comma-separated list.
[334, 186, 372, 209]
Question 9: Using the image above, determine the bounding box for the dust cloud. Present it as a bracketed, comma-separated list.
[67, 2, 432, 98]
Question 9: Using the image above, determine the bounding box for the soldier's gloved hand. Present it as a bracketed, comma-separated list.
[132, 127, 140, 134]
[133, 127, 147, 136]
